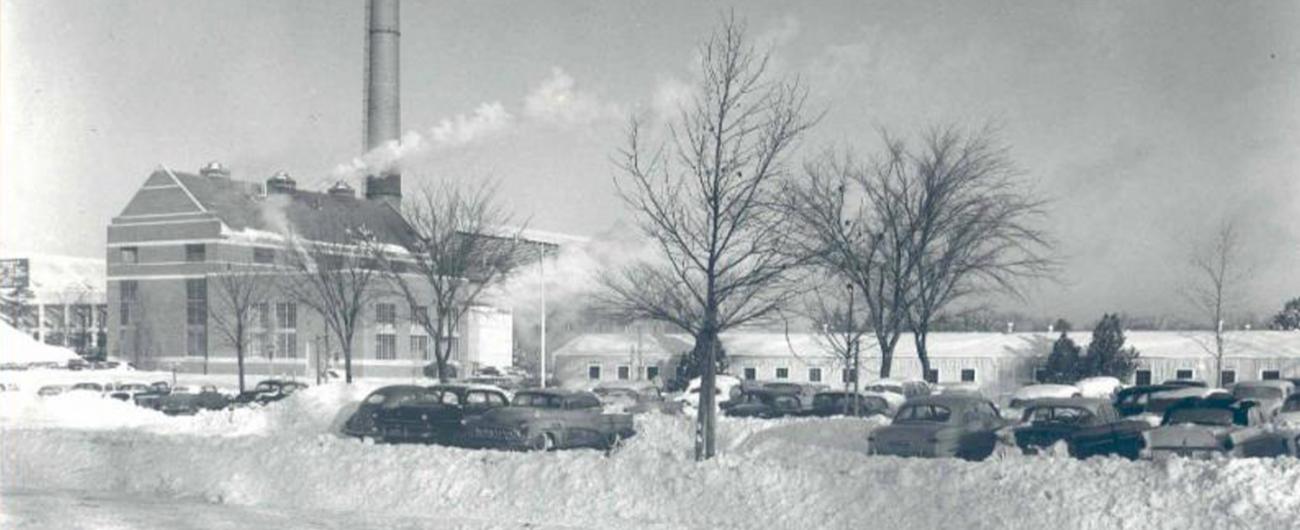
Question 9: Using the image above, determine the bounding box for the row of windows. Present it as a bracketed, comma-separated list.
[119, 244, 277, 265]
[1131, 369, 1284, 386]
[375, 333, 439, 361]
[587, 365, 662, 381]
[375, 303, 430, 327]
[730, 367, 976, 384]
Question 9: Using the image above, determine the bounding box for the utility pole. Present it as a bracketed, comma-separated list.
[847, 282, 860, 417]
[538, 246, 547, 389]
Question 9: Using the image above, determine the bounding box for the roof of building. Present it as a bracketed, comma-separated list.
[167, 170, 416, 246]
[554, 330, 1300, 361]
[551, 333, 693, 359]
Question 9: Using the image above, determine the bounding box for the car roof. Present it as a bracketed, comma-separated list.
[902, 394, 990, 408]
[1022, 397, 1110, 410]
[1234, 380, 1294, 389]
[429, 383, 509, 393]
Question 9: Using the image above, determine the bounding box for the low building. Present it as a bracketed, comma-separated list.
[553, 330, 1300, 395]
[550, 332, 690, 387]
[0, 255, 108, 358]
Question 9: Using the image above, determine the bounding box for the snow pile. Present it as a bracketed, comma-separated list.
[3, 385, 1300, 529]
[0, 322, 80, 365]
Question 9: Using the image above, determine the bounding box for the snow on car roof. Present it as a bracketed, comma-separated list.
[1012, 384, 1080, 400]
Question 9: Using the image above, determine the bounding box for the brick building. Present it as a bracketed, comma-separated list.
[107, 162, 523, 379]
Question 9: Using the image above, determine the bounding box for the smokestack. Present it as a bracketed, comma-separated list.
[364, 0, 401, 205]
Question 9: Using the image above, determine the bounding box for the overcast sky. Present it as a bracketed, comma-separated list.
[2, 0, 1297, 323]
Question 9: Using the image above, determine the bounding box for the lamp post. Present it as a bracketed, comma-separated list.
[538, 245, 547, 389]
[846, 282, 859, 417]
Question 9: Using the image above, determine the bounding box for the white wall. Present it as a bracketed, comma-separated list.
[467, 306, 513, 369]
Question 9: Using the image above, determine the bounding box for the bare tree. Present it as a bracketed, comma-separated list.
[208, 266, 277, 393]
[785, 148, 915, 378]
[788, 281, 872, 414]
[281, 214, 385, 384]
[598, 14, 814, 460]
[898, 126, 1055, 380]
[385, 180, 528, 383]
[1184, 219, 1247, 387]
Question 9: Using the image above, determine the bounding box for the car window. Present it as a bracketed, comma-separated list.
[1165, 408, 1234, 427]
[440, 392, 461, 405]
[773, 396, 800, 410]
[1029, 406, 1091, 424]
[513, 393, 562, 408]
[895, 404, 952, 423]
[466, 391, 488, 404]
[1234, 386, 1284, 401]
[1283, 395, 1300, 413]
[485, 392, 507, 407]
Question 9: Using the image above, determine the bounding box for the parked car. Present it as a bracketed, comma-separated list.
[465, 375, 524, 391]
[69, 382, 105, 394]
[864, 378, 932, 399]
[37, 385, 66, 397]
[1012, 398, 1149, 458]
[758, 382, 828, 410]
[675, 375, 743, 413]
[159, 385, 230, 415]
[1143, 398, 1290, 459]
[1276, 394, 1300, 427]
[868, 395, 1006, 460]
[1074, 377, 1123, 399]
[935, 382, 984, 396]
[1113, 384, 1182, 417]
[0, 383, 19, 392]
[232, 379, 308, 406]
[724, 389, 804, 419]
[460, 389, 636, 451]
[592, 382, 674, 414]
[107, 383, 152, 402]
[1231, 380, 1295, 419]
[373, 384, 511, 444]
[132, 381, 174, 410]
[802, 391, 900, 418]
[1008, 384, 1081, 409]
[342, 385, 436, 439]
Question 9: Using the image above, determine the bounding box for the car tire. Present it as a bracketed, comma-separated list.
[529, 432, 556, 452]
[604, 432, 625, 454]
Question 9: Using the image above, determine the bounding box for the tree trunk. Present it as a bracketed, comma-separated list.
[697, 327, 718, 461]
[343, 334, 354, 384]
[915, 331, 932, 383]
[236, 345, 246, 393]
[878, 343, 893, 379]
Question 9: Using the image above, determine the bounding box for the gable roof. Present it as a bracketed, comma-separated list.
[165, 170, 416, 246]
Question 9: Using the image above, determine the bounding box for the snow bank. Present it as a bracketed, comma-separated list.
[0, 322, 80, 365]
[3, 384, 1300, 529]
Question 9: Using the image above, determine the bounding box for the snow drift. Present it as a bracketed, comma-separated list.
[3, 384, 1299, 529]
[0, 321, 79, 365]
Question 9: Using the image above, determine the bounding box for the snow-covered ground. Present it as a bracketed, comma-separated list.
[3, 370, 1300, 529]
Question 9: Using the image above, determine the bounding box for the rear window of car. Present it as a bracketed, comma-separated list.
[513, 393, 563, 408]
[1165, 408, 1235, 427]
[1026, 406, 1092, 424]
[895, 404, 952, 423]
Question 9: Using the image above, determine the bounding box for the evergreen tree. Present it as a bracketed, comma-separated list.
[1041, 331, 1082, 383]
[1083, 313, 1141, 380]
[1270, 297, 1300, 331]
[0, 284, 34, 327]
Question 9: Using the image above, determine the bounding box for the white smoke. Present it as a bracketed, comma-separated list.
[332, 102, 514, 182]
[523, 67, 624, 126]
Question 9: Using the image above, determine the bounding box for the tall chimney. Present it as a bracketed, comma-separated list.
[364, 0, 401, 204]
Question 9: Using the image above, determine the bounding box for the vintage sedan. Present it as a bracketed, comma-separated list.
[232, 379, 308, 406]
[868, 395, 1006, 460]
[593, 382, 674, 415]
[1143, 398, 1289, 459]
[159, 385, 230, 415]
[37, 385, 66, 397]
[1012, 398, 1149, 458]
[460, 390, 636, 451]
[107, 383, 152, 402]
[1008, 384, 1081, 409]
[1113, 384, 1182, 417]
[341, 385, 431, 439]
[724, 389, 803, 419]
[372, 384, 511, 444]
[864, 378, 932, 399]
[1231, 380, 1295, 419]
[803, 391, 900, 418]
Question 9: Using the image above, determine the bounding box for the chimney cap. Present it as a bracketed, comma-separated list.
[327, 180, 356, 197]
[200, 161, 231, 178]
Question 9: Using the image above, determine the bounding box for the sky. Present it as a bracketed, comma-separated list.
[2, 0, 1298, 324]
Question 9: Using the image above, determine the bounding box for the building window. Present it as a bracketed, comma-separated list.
[808, 367, 822, 383]
[1221, 370, 1236, 386]
[1262, 370, 1281, 380]
[120, 247, 138, 264]
[925, 369, 939, 384]
[375, 333, 397, 360]
[1135, 370, 1152, 386]
[743, 367, 756, 380]
[185, 279, 207, 357]
[1175, 369, 1194, 380]
[119, 281, 138, 326]
[376, 303, 396, 326]
[961, 369, 976, 383]
[410, 335, 430, 360]
[842, 369, 857, 383]
[254, 248, 275, 264]
[410, 305, 428, 325]
[185, 244, 206, 262]
[250, 303, 270, 357]
[646, 366, 660, 380]
[275, 302, 297, 358]
[617, 365, 630, 380]
[775, 367, 789, 380]
[588, 364, 601, 380]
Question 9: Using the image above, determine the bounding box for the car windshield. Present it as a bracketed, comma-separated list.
[1026, 406, 1092, 425]
[1281, 395, 1300, 412]
[867, 384, 904, 395]
[513, 393, 564, 408]
[254, 382, 278, 392]
[1165, 408, 1235, 427]
[1234, 386, 1284, 400]
[895, 404, 953, 423]
[595, 388, 637, 400]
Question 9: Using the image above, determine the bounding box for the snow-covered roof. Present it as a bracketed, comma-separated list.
[551, 333, 693, 359]
[0, 321, 80, 364]
[555, 330, 1300, 361]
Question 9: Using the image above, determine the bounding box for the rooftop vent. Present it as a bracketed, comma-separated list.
[199, 161, 230, 179]
[327, 180, 356, 198]
[266, 171, 297, 194]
